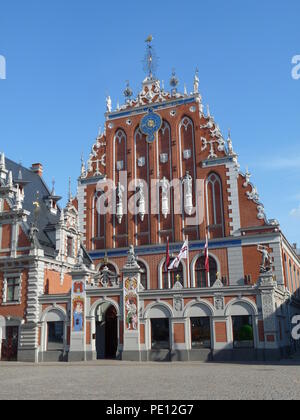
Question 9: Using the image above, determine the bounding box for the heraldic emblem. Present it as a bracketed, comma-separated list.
[140, 108, 162, 143]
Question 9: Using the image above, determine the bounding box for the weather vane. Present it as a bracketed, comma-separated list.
[143, 35, 158, 79]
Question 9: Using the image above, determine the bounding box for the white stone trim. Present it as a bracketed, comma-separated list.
[227, 246, 245, 286]
[2, 272, 22, 305]
[226, 162, 241, 236]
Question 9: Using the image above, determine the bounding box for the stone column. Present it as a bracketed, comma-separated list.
[18, 252, 44, 363]
[68, 265, 91, 362]
[121, 246, 142, 361]
[258, 272, 281, 360]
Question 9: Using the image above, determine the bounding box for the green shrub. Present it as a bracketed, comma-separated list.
[238, 324, 253, 341]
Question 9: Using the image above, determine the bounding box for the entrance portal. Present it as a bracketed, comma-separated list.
[96, 305, 118, 359]
[1, 326, 19, 361]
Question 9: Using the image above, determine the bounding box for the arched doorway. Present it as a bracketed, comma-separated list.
[96, 304, 118, 360]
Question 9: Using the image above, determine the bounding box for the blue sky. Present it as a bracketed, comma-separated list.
[0, 0, 299, 244]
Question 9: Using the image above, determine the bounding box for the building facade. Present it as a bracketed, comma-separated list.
[1, 50, 300, 362]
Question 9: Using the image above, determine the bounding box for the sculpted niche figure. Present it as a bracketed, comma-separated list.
[257, 245, 272, 273]
[182, 171, 193, 216]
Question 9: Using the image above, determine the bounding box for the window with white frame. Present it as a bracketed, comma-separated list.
[3, 274, 22, 304]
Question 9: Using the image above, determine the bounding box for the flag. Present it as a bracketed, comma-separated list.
[204, 233, 209, 273]
[168, 240, 189, 270]
[165, 237, 170, 272]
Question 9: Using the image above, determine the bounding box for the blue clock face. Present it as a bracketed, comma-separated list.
[140, 109, 162, 143]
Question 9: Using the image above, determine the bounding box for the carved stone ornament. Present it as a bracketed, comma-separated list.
[183, 149, 192, 160]
[117, 161, 124, 171]
[138, 157, 146, 167]
[214, 295, 224, 310]
[212, 279, 224, 288]
[174, 296, 183, 312]
[160, 153, 168, 164]
[173, 281, 183, 290]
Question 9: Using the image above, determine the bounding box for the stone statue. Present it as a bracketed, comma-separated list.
[138, 181, 146, 222]
[128, 245, 136, 265]
[194, 69, 199, 94]
[227, 136, 234, 155]
[116, 182, 125, 224]
[29, 224, 40, 249]
[182, 171, 193, 216]
[106, 96, 112, 113]
[77, 246, 84, 268]
[160, 177, 170, 219]
[257, 245, 272, 273]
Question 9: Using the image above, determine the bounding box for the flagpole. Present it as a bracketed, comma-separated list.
[206, 228, 211, 288]
[186, 235, 191, 288]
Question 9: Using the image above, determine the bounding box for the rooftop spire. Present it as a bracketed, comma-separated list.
[51, 178, 56, 195]
[68, 177, 73, 202]
[143, 35, 158, 80]
[0, 152, 5, 170]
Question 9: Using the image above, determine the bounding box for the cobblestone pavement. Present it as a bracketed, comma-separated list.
[0, 359, 300, 400]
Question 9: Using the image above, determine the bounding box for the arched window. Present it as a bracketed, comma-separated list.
[206, 173, 224, 239]
[138, 261, 148, 290]
[194, 256, 218, 288]
[179, 116, 199, 241]
[93, 190, 106, 250]
[134, 127, 151, 246]
[114, 129, 127, 175]
[113, 129, 128, 248]
[163, 262, 184, 289]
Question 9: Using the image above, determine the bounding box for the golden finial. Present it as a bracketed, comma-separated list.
[145, 35, 153, 43]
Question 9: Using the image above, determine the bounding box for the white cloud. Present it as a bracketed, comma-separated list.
[290, 205, 300, 218]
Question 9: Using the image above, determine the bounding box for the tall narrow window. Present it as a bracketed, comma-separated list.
[6, 277, 20, 303]
[138, 261, 148, 290]
[93, 190, 106, 250]
[67, 237, 73, 258]
[113, 129, 128, 248]
[163, 262, 184, 289]
[194, 256, 218, 288]
[179, 116, 199, 241]
[206, 173, 224, 239]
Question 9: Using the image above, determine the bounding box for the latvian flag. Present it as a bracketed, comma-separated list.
[168, 240, 189, 270]
[165, 237, 170, 272]
[204, 233, 209, 273]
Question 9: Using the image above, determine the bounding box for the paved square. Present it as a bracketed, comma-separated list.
[0, 359, 300, 400]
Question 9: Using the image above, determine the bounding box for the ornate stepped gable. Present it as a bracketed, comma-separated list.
[78, 65, 277, 253]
